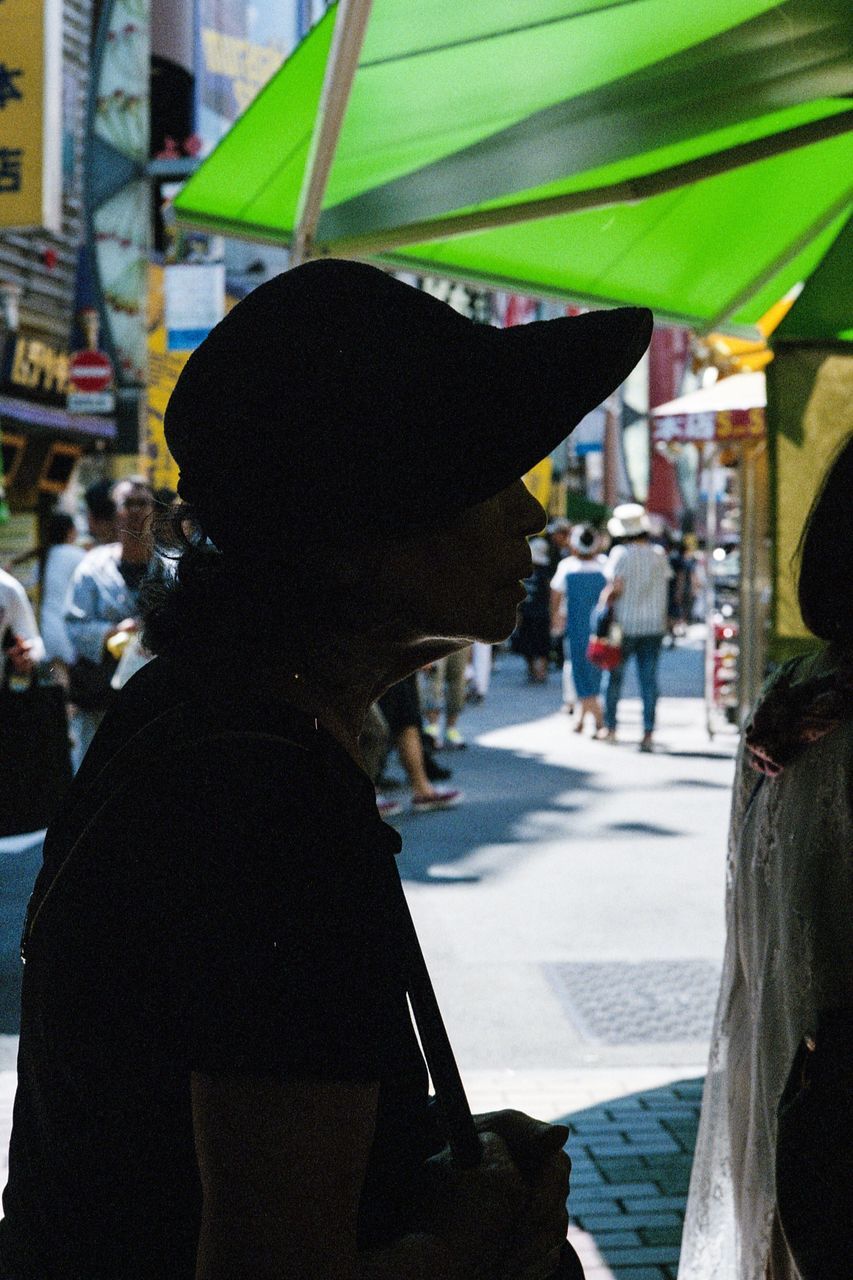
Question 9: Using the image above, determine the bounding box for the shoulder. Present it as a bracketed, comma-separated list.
[75, 543, 119, 576]
[550, 559, 571, 586]
[0, 568, 27, 605]
[608, 545, 627, 567]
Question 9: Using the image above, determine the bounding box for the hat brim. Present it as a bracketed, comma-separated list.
[381, 306, 652, 529]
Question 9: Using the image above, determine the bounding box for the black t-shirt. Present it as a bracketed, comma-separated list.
[0, 657, 437, 1278]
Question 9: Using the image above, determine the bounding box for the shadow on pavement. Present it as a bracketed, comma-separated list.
[559, 1077, 703, 1280]
[0, 835, 43, 1035]
[396, 746, 600, 884]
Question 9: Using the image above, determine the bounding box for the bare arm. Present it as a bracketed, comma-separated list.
[191, 1077, 563, 1280]
[192, 1074, 379, 1280]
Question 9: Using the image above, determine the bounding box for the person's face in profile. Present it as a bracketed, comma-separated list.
[388, 480, 546, 645]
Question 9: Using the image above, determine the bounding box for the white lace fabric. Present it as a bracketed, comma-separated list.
[678, 648, 853, 1279]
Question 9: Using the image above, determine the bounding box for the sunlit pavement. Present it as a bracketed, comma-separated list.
[0, 638, 735, 1272]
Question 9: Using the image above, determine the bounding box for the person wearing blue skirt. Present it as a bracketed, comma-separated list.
[550, 525, 608, 734]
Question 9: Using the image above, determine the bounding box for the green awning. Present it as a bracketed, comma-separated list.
[174, 0, 853, 334]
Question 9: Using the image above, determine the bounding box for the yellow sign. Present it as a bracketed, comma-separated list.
[523, 457, 553, 516]
[0, 0, 62, 231]
[145, 265, 185, 490]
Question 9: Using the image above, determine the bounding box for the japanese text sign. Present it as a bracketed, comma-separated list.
[0, 0, 62, 231]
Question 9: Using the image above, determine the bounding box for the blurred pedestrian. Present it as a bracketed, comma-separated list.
[550, 524, 608, 735]
[0, 260, 649, 1279]
[600, 503, 671, 751]
[83, 478, 118, 546]
[379, 674, 463, 811]
[0, 567, 45, 686]
[65, 476, 155, 768]
[421, 646, 470, 749]
[546, 517, 572, 576]
[513, 536, 553, 682]
[546, 518, 572, 672]
[468, 642, 492, 702]
[680, 434, 853, 1280]
[36, 512, 85, 674]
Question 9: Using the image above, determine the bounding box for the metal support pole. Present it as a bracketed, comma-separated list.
[291, 0, 374, 265]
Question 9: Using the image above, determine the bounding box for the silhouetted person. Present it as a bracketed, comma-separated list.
[680, 434, 853, 1280]
[0, 261, 650, 1279]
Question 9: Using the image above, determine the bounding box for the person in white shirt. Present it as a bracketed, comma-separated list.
[601, 504, 671, 752]
[0, 567, 45, 685]
[38, 512, 86, 667]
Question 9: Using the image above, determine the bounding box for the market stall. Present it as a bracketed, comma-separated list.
[651, 373, 768, 734]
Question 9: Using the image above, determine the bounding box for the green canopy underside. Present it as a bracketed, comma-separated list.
[174, 0, 853, 333]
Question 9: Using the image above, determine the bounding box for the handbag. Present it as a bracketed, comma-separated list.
[0, 668, 73, 837]
[586, 605, 622, 672]
[774, 1010, 853, 1280]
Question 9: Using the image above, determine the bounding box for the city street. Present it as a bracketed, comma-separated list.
[393, 640, 736, 1085]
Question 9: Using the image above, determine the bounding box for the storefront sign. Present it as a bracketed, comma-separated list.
[652, 408, 765, 444]
[3, 332, 69, 404]
[196, 0, 296, 150]
[165, 262, 225, 350]
[0, 0, 62, 231]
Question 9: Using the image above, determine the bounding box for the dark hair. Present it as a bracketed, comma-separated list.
[796, 434, 853, 644]
[140, 501, 393, 675]
[44, 511, 75, 548]
[84, 479, 116, 520]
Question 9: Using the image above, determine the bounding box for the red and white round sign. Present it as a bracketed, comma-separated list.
[69, 349, 113, 394]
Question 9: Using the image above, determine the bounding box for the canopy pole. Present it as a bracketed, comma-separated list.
[703, 187, 853, 332]
[291, 0, 373, 266]
[324, 111, 853, 257]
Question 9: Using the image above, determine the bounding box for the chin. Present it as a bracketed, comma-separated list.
[469, 600, 522, 645]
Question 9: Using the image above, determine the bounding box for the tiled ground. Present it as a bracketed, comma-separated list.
[563, 1079, 702, 1279]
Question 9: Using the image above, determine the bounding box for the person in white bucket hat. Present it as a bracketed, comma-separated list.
[607, 502, 650, 540]
[601, 504, 671, 750]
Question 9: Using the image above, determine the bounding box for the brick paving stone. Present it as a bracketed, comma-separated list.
[623, 1137, 681, 1153]
[586, 1141, 638, 1157]
[597, 1158, 656, 1181]
[640, 1225, 684, 1247]
[622, 1196, 695, 1214]
[604, 1245, 681, 1266]
[569, 1182, 660, 1204]
[596, 1230, 643, 1248]
[609, 1268, 670, 1279]
[577, 1213, 683, 1233]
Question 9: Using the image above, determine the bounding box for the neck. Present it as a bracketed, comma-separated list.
[119, 535, 151, 565]
[263, 634, 468, 771]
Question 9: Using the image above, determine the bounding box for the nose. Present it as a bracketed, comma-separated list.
[514, 480, 547, 536]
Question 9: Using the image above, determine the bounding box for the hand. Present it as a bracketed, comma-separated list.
[106, 618, 139, 643]
[475, 1111, 571, 1280]
[7, 636, 35, 675]
[421, 1131, 527, 1277]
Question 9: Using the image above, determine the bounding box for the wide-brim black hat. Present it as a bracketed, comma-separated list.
[165, 259, 652, 550]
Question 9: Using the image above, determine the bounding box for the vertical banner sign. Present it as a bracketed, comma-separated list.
[0, 0, 62, 231]
[145, 264, 185, 489]
[767, 341, 853, 650]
